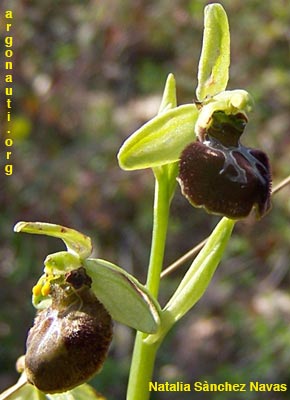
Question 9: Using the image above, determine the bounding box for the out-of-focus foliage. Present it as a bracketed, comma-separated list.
[0, 0, 289, 398]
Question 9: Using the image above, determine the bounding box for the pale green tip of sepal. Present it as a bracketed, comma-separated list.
[196, 3, 230, 101]
[158, 73, 177, 114]
[14, 221, 92, 259]
[163, 217, 235, 325]
[117, 104, 198, 171]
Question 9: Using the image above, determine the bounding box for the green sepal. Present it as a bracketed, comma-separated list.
[163, 217, 235, 324]
[117, 104, 198, 170]
[14, 222, 92, 259]
[85, 258, 161, 333]
[196, 3, 230, 101]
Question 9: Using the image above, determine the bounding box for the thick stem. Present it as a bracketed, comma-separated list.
[126, 169, 170, 400]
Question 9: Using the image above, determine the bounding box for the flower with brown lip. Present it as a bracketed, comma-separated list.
[178, 111, 271, 219]
[25, 268, 113, 394]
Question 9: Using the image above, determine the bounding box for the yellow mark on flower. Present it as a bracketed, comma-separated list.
[32, 274, 61, 300]
[41, 281, 51, 296]
[32, 281, 43, 297]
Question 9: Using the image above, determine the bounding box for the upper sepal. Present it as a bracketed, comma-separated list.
[196, 3, 230, 101]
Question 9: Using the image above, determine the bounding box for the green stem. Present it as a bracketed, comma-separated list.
[126, 332, 160, 400]
[126, 168, 171, 400]
[146, 168, 170, 297]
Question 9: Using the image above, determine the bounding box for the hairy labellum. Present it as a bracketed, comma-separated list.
[25, 268, 113, 394]
[178, 111, 271, 219]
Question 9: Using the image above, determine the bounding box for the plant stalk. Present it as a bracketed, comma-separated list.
[126, 168, 170, 400]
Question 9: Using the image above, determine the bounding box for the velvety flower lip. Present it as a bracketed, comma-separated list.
[25, 270, 113, 394]
[178, 112, 272, 220]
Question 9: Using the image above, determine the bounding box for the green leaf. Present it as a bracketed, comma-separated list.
[85, 258, 161, 333]
[14, 222, 92, 259]
[163, 217, 235, 324]
[196, 3, 230, 101]
[117, 104, 198, 170]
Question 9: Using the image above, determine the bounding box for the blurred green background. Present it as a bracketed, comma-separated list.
[0, 0, 289, 399]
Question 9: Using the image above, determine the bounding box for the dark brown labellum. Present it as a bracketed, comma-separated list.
[25, 268, 113, 393]
[178, 112, 271, 219]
